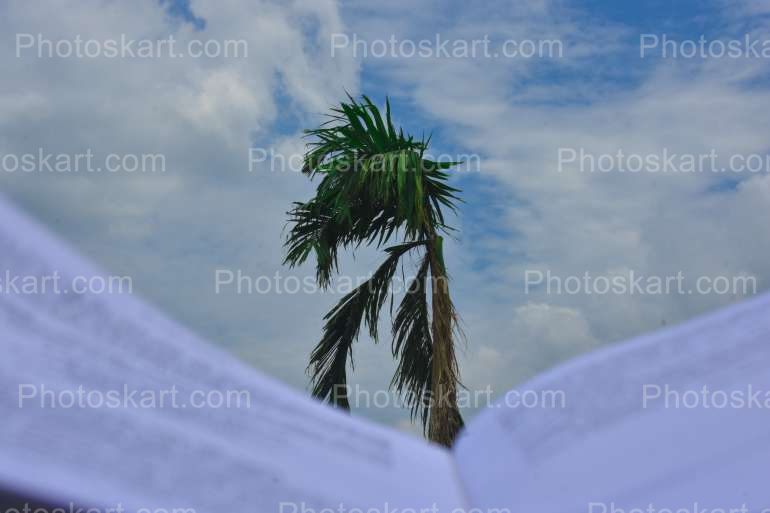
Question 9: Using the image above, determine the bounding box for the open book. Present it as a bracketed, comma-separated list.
[2, 194, 769, 513]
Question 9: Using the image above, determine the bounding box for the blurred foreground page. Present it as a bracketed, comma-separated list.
[455, 291, 770, 513]
[0, 196, 466, 513]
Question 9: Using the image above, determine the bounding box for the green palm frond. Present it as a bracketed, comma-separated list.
[284, 95, 461, 287]
[284, 196, 402, 287]
[307, 241, 425, 407]
[391, 253, 433, 430]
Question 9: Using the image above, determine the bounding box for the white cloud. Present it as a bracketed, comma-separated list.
[4, 0, 770, 433]
[340, 0, 770, 416]
[0, 0, 357, 394]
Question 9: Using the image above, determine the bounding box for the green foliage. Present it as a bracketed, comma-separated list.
[284, 94, 461, 286]
[391, 254, 433, 427]
[284, 94, 463, 433]
[307, 241, 425, 407]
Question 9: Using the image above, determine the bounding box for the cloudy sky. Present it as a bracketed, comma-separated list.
[2, 0, 770, 436]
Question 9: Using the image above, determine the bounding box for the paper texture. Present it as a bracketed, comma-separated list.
[456, 290, 770, 512]
[0, 196, 465, 513]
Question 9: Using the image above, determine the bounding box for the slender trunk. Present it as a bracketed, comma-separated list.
[426, 237, 464, 447]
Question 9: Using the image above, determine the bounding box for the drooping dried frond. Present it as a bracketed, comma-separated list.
[391, 253, 433, 430]
[307, 241, 425, 407]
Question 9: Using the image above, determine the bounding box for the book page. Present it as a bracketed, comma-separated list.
[454, 292, 770, 513]
[0, 195, 466, 513]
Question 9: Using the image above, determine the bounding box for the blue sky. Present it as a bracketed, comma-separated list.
[2, 0, 770, 436]
[161, 0, 206, 30]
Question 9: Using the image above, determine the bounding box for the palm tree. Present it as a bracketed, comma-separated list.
[283, 94, 465, 446]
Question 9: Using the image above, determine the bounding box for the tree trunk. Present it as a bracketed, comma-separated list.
[426, 237, 464, 447]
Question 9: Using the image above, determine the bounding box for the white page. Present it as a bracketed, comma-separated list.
[0, 196, 467, 513]
[455, 292, 770, 513]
